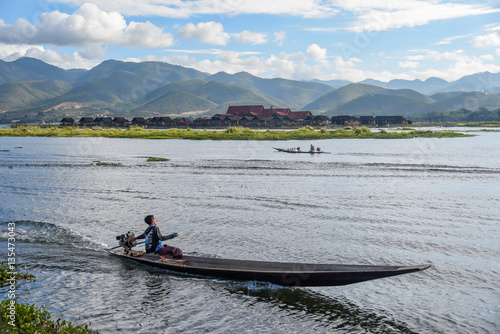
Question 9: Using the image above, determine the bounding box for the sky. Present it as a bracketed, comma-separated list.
[0, 0, 499, 82]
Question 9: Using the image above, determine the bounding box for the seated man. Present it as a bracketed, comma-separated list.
[130, 215, 182, 262]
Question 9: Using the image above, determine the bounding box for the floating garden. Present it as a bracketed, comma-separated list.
[0, 126, 470, 140]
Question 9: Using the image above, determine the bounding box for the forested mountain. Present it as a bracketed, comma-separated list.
[0, 57, 499, 123]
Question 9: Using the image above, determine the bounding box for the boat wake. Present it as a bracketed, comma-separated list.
[0, 220, 107, 250]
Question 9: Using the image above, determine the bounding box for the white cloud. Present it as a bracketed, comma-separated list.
[78, 45, 108, 59]
[178, 21, 230, 46]
[433, 34, 471, 46]
[400, 49, 500, 81]
[24, 48, 99, 69]
[0, 3, 174, 48]
[0, 43, 45, 61]
[56, 0, 338, 18]
[485, 24, 500, 32]
[472, 32, 500, 48]
[335, 0, 500, 32]
[307, 44, 327, 63]
[480, 54, 494, 61]
[398, 61, 419, 69]
[0, 44, 99, 69]
[124, 21, 175, 47]
[235, 31, 268, 45]
[273, 31, 287, 46]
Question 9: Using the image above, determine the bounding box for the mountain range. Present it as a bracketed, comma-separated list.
[1, 57, 499, 123]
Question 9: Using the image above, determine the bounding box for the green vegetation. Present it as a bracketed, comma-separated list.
[460, 122, 500, 127]
[1, 262, 97, 333]
[0, 262, 35, 284]
[0, 80, 72, 110]
[147, 157, 170, 161]
[414, 107, 500, 123]
[91, 161, 122, 166]
[0, 125, 470, 140]
[1, 58, 500, 124]
[0, 300, 96, 333]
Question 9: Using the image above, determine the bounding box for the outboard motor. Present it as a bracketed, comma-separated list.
[116, 231, 137, 251]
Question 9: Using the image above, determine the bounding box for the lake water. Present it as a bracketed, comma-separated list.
[0, 130, 499, 333]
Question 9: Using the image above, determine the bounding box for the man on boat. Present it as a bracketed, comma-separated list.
[310, 144, 315, 152]
[130, 215, 182, 262]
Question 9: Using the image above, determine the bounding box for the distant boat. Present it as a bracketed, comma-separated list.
[273, 147, 328, 154]
[109, 249, 431, 287]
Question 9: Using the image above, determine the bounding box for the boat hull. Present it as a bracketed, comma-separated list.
[273, 147, 327, 154]
[109, 249, 430, 287]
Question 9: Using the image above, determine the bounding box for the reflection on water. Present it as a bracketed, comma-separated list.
[1, 134, 499, 333]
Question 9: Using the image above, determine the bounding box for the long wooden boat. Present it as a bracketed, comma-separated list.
[109, 249, 431, 287]
[273, 147, 328, 154]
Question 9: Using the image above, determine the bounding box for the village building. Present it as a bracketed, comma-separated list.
[149, 116, 172, 127]
[60, 117, 75, 126]
[250, 115, 268, 127]
[94, 117, 113, 127]
[331, 115, 361, 126]
[193, 117, 211, 127]
[78, 117, 95, 127]
[131, 117, 147, 126]
[375, 116, 409, 126]
[305, 115, 331, 126]
[226, 105, 265, 117]
[113, 117, 129, 127]
[359, 116, 376, 126]
[61, 105, 411, 129]
[177, 118, 193, 127]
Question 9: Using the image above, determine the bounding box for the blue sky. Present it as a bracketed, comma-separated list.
[0, 0, 499, 82]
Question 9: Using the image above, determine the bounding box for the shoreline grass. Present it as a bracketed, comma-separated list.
[1, 262, 97, 333]
[147, 157, 170, 161]
[0, 126, 471, 140]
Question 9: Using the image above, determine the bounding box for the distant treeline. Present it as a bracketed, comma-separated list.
[413, 107, 500, 122]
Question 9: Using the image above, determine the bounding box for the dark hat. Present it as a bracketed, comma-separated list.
[144, 215, 154, 225]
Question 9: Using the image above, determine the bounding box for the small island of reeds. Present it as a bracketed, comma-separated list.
[0, 125, 470, 140]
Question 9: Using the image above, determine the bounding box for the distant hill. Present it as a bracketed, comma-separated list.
[76, 59, 207, 85]
[0, 57, 84, 84]
[0, 80, 72, 110]
[43, 71, 149, 107]
[207, 71, 331, 108]
[302, 83, 436, 113]
[309, 78, 351, 88]
[0, 57, 499, 123]
[303, 83, 388, 112]
[431, 91, 500, 110]
[133, 79, 208, 106]
[303, 83, 438, 116]
[136, 91, 218, 115]
[327, 94, 440, 116]
[429, 91, 465, 102]
[132, 80, 289, 116]
[441, 72, 500, 93]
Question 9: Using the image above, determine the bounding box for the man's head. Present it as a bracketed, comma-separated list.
[144, 215, 155, 225]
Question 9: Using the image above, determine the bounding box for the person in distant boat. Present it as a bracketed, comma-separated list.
[310, 144, 315, 152]
[316, 147, 321, 152]
[130, 215, 182, 262]
[297, 147, 301, 152]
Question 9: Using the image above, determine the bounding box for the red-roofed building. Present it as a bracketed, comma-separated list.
[226, 105, 264, 117]
[288, 111, 312, 121]
[261, 107, 290, 118]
